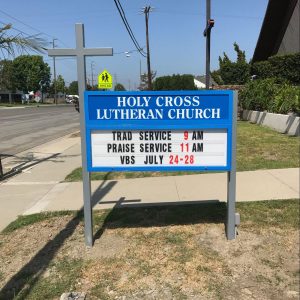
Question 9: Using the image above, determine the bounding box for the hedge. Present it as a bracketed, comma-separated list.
[153, 74, 197, 90]
[251, 52, 300, 85]
[239, 78, 300, 114]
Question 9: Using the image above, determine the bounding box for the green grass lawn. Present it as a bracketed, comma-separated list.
[3, 199, 299, 235]
[237, 121, 299, 171]
[65, 121, 299, 181]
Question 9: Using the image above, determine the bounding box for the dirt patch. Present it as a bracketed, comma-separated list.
[60, 230, 129, 260]
[197, 226, 299, 300]
[0, 210, 299, 300]
[0, 216, 72, 285]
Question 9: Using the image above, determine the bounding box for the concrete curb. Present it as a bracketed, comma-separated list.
[242, 110, 300, 136]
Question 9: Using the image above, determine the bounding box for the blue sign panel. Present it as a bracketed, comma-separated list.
[84, 90, 234, 172]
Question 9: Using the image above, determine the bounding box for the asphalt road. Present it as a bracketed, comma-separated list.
[0, 105, 80, 157]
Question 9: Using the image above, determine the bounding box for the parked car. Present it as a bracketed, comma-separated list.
[65, 95, 77, 104]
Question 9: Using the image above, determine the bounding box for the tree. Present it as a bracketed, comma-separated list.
[86, 83, 98, 91]
[11, 55, 50, 92]
[0, 24, 46, 57]
[153, 74, 197, 90]
[49, 75, 65, 94]
[68, 81, 78, 95]
[1, 24, 48, 92]
[139, 71, 156, 90]
[251, 53, 300, 85]
[211, 69, 223, 85]
[114, 83, 126, 91]
[56, 75, 65, 93]
[213, 42, 251, 85]
[0, 59, 14, 91]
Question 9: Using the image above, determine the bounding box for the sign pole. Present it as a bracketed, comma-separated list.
[226, 91, 237, 239]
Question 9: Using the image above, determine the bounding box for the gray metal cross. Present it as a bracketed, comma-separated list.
[48, 23, 113, 247]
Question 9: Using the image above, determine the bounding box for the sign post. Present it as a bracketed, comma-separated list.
[227, 92, 237, 239]
[48, 23, 113, 247]
[84, 90, 238, 240]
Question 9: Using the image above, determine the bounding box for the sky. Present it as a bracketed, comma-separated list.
[1, 0, 268, 90]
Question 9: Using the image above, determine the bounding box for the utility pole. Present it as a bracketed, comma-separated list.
[143, 6, 152, 90]
[203, 0, 214, 89]
[139, 59, 142, 86]
[90, 61, 95, 89]
[52, 38, 58, 104]
[114, 73, 118, 89]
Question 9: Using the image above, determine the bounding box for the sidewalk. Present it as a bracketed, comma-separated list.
[22, 168, 299, 215]
[0, 133, 299, 231]
[0, 133, 81, 231]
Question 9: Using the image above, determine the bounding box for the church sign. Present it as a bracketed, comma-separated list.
[84, 90, 234, 172]
[48, 23, 238, 247]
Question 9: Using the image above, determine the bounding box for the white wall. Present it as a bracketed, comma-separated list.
[194, 79, 206, 89]
[242, 110, 300, 136]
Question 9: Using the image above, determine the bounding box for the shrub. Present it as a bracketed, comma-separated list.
[239, 78, 278, 111]
[114, 83, 126, 91]
[219, 61, 250, 85]
[251, 53, 300, 85]
[240, 79, 300, 114]
[273, 84, 300, 114]
[153, 74, 197, 90]
[251, 60, 273, 80]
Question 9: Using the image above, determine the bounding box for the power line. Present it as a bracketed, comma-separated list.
[116, 0, 147, 55]
[0, 21, 46, 56]
[117, 0, 142, 50]
[0, 20, 37, 38]
[113, 0, 146, 57]
[114, 0, 146, 56]
[0, 8, 55, 38]
[0, 21, 52, 54]
[0, 23, 75, 64]
[114, 48, 146, 55]
[0, 18, 78, 81]
[0, 9, 70, 48]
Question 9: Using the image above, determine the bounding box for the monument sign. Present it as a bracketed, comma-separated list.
[84, 90, 238, 241]
[84, 90, 234, 172]
[48, 24, 238, 247]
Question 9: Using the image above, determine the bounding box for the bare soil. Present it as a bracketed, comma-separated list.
[0, 213, 299, 300]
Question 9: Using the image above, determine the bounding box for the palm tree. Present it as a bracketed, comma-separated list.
[0, 23, 46, 57]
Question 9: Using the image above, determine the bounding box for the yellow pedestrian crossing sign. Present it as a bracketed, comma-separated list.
[98, 69, 113, 89]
